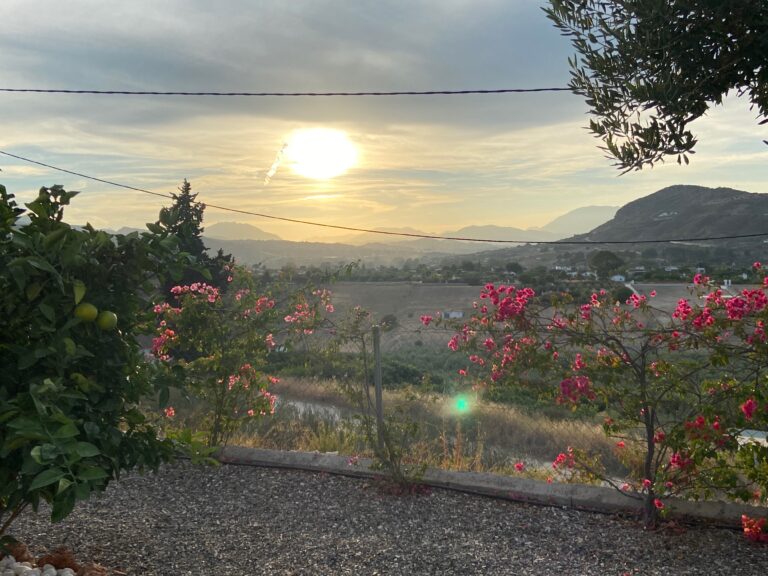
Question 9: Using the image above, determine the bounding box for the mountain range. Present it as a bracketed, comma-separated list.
[201, 206, 619, 267]
[109, 185, 765, 268]
[202, 185, 767, 267]
[203, 206, 619, 246]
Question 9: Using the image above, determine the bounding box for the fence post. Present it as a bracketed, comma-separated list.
[373, 324, 385, 452]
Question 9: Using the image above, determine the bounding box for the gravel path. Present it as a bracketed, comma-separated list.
[11, 463, 767, 575]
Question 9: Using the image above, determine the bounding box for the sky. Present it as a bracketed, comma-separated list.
[1, 0, 767, 241]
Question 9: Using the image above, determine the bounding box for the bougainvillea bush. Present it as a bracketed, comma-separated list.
[0, 185, 185, 538]
[151, 266, 334, 447]
[429, 271, 768, 528]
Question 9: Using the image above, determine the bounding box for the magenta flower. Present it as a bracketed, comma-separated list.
[741, 397, 757, 420]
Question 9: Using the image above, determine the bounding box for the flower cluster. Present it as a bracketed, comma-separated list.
[313, 288, 335, 313]
[742, 515, 768, 543]
[151, 328, 176, 361]
[558, 375, 595, 404]
[170, 282, 220, 303]
[479, 283, 536, 322]
[552, 448, 575, 470]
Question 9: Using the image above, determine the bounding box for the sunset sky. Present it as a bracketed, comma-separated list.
[1, 0, 767, 241]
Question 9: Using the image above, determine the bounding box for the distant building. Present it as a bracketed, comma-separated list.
[609, 274, 626, 282]
[444, 310, 464, 319]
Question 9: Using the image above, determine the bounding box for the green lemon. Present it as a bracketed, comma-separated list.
[74, 302, 98, 323]
[96, 310, 118, 331]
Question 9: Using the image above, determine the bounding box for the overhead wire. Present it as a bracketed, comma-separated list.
[0, 87, 572, 97]
[2, 149, 767, 245]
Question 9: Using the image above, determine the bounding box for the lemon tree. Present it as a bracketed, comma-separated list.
[0, 184, 185, 538]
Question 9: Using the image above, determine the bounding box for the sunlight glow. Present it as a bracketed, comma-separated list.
[303, 194, 342, 201]
[286, 128, 358, 179]
[453, 394, 472, 414]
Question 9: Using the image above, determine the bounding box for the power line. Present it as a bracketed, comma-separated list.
[0, 87, 572, 97]
[2, 149, 767, 245]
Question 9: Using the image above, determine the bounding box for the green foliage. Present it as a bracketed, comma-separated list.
[546, 0, 768, 171]
[327, 307, 427, 486]
[154, 180, 233, 292]
[166, 428, 220, 466]
[612, 286, 634, 304]
[0, 184, 184, 536]
[587, 250, 624, 279]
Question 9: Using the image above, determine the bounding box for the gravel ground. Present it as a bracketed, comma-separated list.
[11, 463, 767, 575]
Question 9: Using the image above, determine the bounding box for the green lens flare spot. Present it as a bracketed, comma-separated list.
[454, 395, 470, 413]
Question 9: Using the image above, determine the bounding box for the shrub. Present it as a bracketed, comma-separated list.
[434, 277, 768, 528]
[151, 269, 334, 447]
[0, 185, 184, 537]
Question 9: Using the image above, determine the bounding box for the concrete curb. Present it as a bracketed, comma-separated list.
[218, 446, 764, 528]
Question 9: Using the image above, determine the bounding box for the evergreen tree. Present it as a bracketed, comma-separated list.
[156, 179, 233, 291]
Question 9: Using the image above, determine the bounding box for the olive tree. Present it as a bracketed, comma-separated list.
[545, 0, 768, 171]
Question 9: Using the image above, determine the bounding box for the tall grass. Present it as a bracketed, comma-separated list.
[232, 377, 625, 477]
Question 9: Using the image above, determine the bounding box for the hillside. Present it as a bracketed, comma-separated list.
[583, 185, 768, 242]
[205, 221, 281, 241]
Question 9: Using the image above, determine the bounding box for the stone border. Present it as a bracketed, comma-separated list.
[219, 446, 764, 528]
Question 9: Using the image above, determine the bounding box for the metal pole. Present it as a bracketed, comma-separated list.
[373, 325, 385, 452]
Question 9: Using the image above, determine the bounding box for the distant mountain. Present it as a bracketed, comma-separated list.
[539, 206, 618, 237]
[443, 225, 557, 242]
[205, 221, 281, 241]
[308, 210, 614, 248]
[309, 227, 431, 245]
[113, 226, 145, 235]
[582, 185, 768, 242]
[393, 225, 559, 255]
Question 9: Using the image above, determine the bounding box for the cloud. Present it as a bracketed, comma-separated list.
[1, 1, 766, 241]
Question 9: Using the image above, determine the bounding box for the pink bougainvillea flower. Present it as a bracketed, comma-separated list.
[448, 335, 460, 351]
[653, 499, 664, 510]
[741, 515, 768, 542]
[741, 397, 757, 420]
[163, 406, 175, 418]
[616, 441, 626, 449]
[514, 461, 525, 472]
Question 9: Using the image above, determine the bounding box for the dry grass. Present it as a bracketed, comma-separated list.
[232, 377, 625, 478]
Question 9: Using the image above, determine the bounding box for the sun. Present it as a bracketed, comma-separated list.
[285, 128, 358, 179]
